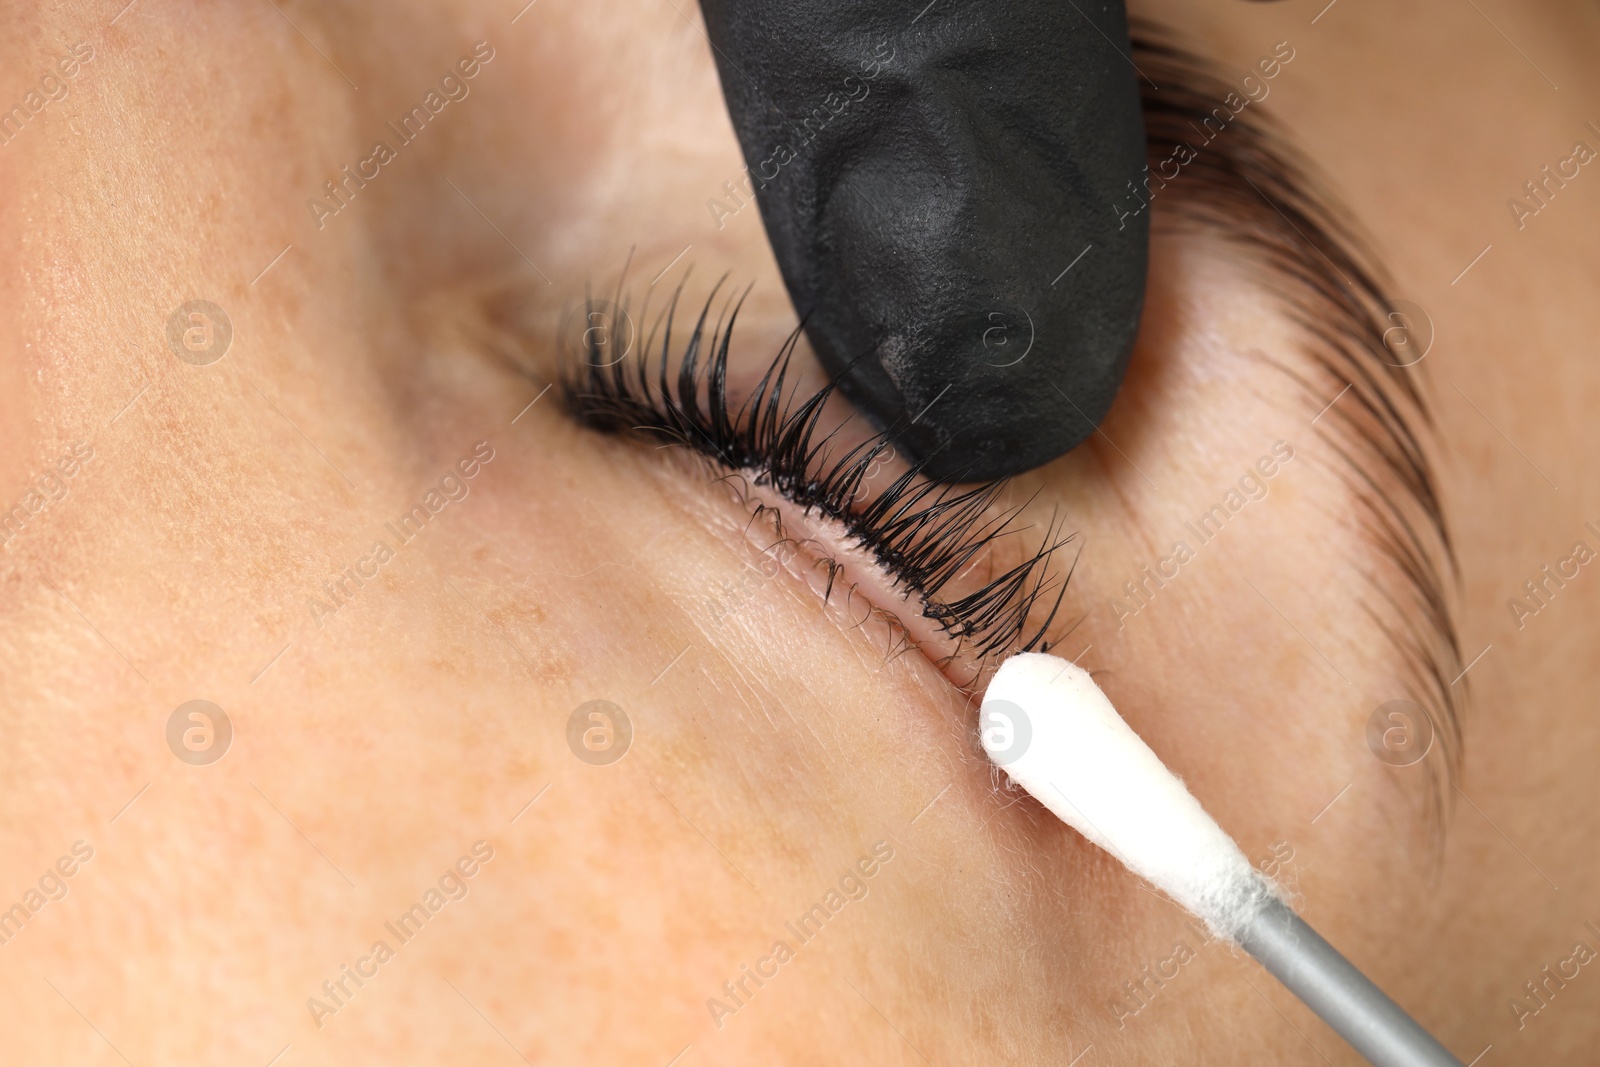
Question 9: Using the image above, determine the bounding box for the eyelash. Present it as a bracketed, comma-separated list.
[559, 277, 1077, 666]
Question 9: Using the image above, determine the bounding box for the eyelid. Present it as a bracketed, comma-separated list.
[559, 278, 1077, 669]
[540, 28, 1451, 744]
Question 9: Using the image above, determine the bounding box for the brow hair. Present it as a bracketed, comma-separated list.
[1131, 29, 1462, 837]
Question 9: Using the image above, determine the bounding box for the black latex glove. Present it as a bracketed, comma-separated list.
[698, 0, 1148, 481]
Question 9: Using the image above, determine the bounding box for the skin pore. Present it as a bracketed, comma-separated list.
[2, 0, 1599, 1064]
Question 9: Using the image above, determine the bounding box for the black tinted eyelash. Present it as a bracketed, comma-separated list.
[559, 275, 1077, 666]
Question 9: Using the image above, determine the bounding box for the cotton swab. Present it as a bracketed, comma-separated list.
[981, 653, 1463, 1067]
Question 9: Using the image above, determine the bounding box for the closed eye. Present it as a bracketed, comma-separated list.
[559, 274, 1078, 680]
[539, 27, 1459, 760]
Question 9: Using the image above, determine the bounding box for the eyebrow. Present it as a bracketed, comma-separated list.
[1131, 28, 1462, 830]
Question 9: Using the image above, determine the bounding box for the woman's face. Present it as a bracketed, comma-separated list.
[4, 0, 1597, 1063]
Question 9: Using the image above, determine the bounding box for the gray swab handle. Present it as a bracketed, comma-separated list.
[980, 655, 1464, 1067]
[1238, 896, 1464, 1067]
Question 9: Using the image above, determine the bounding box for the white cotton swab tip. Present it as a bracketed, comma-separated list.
[981, 652, 1464, 1067]
[980, 651, 1274, 938]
